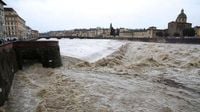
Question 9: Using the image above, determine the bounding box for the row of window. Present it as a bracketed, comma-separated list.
[6, 27, 16, 31]
[5, 26, 16, 36]
[6, 31, 16, 36]
[6, 22, 16, 26]
[0, 12, 3, 17]
[5, 17, 16, 21]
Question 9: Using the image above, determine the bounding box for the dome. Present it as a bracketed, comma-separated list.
[178, 9, 187, 18]
[176, 9, 187, 23]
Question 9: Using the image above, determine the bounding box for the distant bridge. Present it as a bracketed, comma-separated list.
[38, 36, 157, 41]
[39, 36, 124, 39]
[38, 36, 200, 44]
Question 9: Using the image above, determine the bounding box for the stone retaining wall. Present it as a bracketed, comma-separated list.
[0, 41, 62, 106]
[0, 43, 18, 106]
[13, 41, 62, 69]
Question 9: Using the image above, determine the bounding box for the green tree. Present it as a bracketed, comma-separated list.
[110, 23, 116, 37]
[156, 31, 163, 37]
[164, 32, 169, 37]
[173, 32, 180, 37]
[183, 28, 195, 37]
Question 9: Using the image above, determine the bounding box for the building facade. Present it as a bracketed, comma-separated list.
[0, 0, 6, 38]
[133, 29, 153, 38]
[119, 30, 133, 38]
[119, 27, 165, 38]
[26, 26, 32, 39]
[31, 30, 39, 39]
[43, 28, 110, 38]
[194, 26, 200, 37]
[4, 8, 27, 40]
[168, 9, 192, 37]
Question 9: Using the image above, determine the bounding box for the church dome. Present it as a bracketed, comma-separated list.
[176, 9, 187, 23]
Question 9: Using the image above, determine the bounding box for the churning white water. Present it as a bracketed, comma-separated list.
[1, 40, 200, 112]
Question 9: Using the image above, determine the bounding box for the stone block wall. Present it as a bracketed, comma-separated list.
[13, 41, 62, 69]
[0, 43, 18, 106]
[0, 41, 62, 106]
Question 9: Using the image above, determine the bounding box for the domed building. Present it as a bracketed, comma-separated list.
[176, 9, 187, 23]
[168, 9, 192, 37]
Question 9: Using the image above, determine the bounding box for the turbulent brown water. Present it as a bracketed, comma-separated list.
[1, 41, 200, 112]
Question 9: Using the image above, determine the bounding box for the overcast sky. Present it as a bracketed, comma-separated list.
[4, 0, 200, 32]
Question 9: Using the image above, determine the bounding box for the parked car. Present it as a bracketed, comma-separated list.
[5, 37, 18, 42]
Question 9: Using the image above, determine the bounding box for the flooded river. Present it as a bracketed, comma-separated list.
[1, 40, 200, 112]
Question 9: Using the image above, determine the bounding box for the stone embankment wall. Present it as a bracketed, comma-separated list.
[0, 43, 18, 106]
[13, 41, 62, 69]
[0, 41, 62, 106]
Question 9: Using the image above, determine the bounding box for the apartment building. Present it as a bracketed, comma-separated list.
[4, 7, 26, 40]
[31, 30, 39, 39]
[0, 0, 6, 38]
[194, 26, 200, 37]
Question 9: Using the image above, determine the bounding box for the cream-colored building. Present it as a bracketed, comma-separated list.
[119, 28, 133, 37]
[0, 0, 6, 38]
[87, 28, 110, 37]
[70, 28, 110, 37]
[26, 26, 32, 39]
[4, 8, 27, 40]
[26, 26, 38, 39]
[194, 26, 200, 37]
[119, 27, 160, 38]
[31, 30, 39, 39]
[133, 29, 149, 38]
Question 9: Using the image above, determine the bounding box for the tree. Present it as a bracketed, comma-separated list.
[183, 28, 195, 37]
[110, 23, 116, 37]
[116, 29, 120, 36]
[156, 31, 163, 37]
[164, 32, 169, 37]
[110, 28, 115, 36]
[173, 32, 180, 37]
